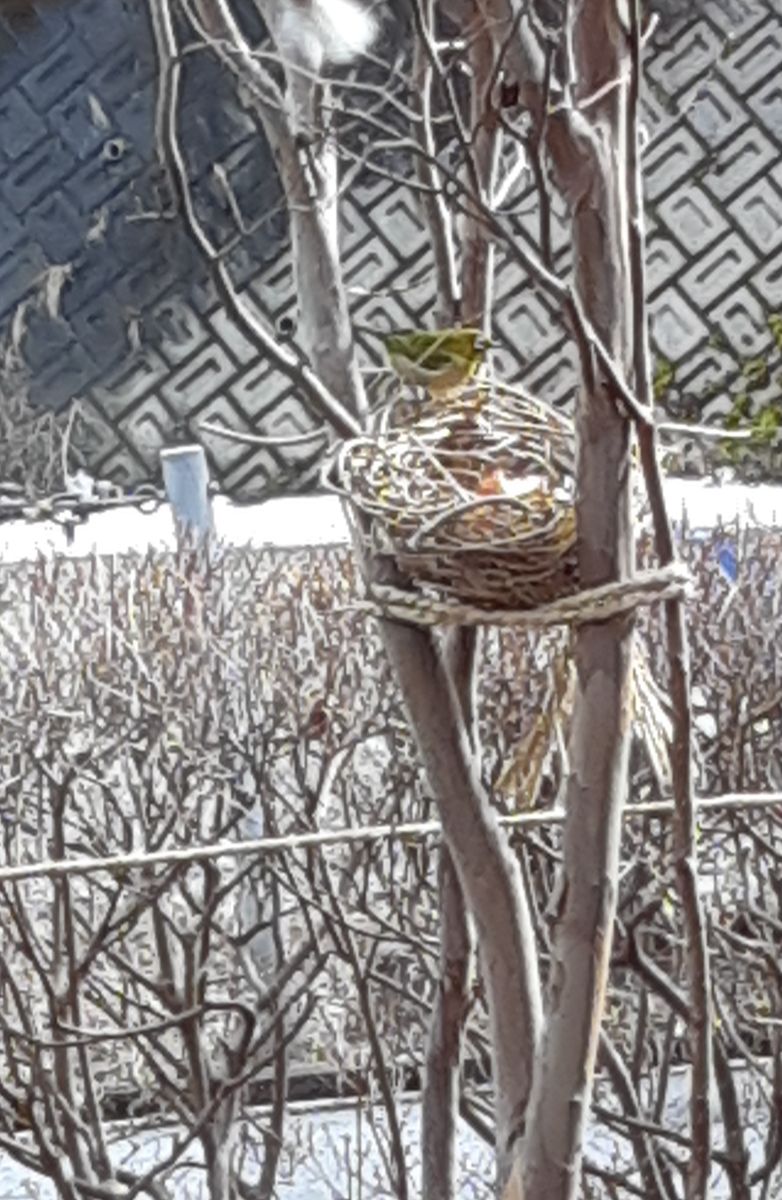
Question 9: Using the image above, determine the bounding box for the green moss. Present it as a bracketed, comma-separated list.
[741, 356, 770, 389]
[653, 356, 675, 402]
[768, 313, 782, 353]
[654, 302, 782, 479]
[725, 392, 751, 425]
[750, 404, 782, 445]
[719, 441, 741, 465]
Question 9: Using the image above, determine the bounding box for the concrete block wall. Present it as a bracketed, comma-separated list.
[0, 0, 779, 495]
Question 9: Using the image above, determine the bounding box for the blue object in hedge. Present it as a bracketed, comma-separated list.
[716, 542, 738, 584]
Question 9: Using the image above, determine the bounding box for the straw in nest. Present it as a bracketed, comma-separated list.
[328, 384, 579, 610]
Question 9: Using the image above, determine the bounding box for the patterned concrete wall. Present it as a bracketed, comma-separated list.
[0, 0, 780, 497]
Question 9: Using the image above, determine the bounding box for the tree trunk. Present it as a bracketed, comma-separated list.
[203, 1121, 237, 1200]
[416, 0, 502, 1162]
[459, 6, 502, 330]
[379, 615, 541, 1188]
[420, 627, 479, 1200]
[194, 9, 542, 1184]
[518, 2, 636, 1195]
[422, 847, 471, 1200]
[190, 0, 368, 425]
[412, 0, 459, 325]
[272, 132, 368, 421]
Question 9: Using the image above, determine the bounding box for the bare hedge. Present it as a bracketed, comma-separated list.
[0, 528, 780, 1197]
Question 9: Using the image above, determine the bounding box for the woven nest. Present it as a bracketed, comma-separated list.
[328, 386, 579, 609]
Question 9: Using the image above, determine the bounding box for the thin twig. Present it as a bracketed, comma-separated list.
[625, 3, 713, 1194]
[199, 420, 331, 448]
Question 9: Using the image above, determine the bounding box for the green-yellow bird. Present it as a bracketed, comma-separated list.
[382, 327, 490, 394]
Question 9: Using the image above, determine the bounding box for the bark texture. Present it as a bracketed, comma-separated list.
[518, 1, 637, 1195]
[459, 4, 502, 329]
[379, 616, 542, 1187]
[626, 9, 713, 1191]
[192, 0, 368, 424]
[421, 847, 471, 1200]
[421, 625, 478, 1200]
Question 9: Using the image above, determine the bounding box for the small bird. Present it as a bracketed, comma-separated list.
[382, 327, 490, 395]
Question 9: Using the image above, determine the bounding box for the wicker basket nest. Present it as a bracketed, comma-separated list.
[328, 386, 580, 610]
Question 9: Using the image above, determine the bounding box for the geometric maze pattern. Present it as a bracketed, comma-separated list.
[643, 0, 782, 445]
[0, 0, 779, 498]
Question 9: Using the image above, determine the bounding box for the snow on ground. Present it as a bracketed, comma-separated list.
[0, 1073, 770, 1199]
[0, 480, 780, 563]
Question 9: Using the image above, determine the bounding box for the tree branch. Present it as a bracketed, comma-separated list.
[624, 3, 713, 1194]
[148, 0, 363, 440]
